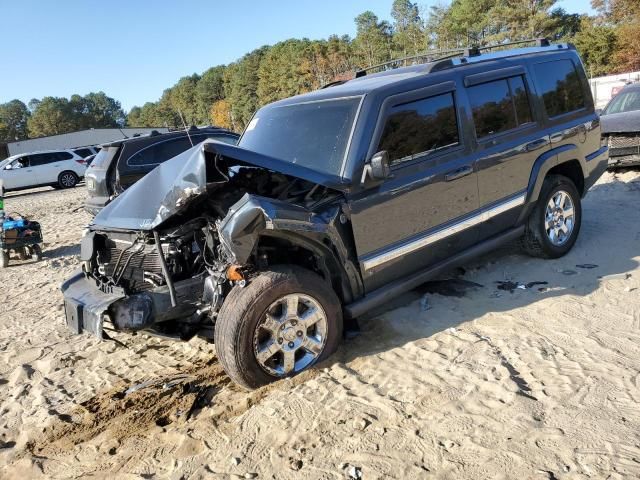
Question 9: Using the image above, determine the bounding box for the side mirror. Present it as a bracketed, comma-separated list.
[595, 108, 603, 116]
[362, 150, 390, 183]
[4, 164, 12, 170]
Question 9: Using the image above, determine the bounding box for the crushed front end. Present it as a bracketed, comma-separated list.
[61, 140, 351, 342]
[62, 218, 232, 340]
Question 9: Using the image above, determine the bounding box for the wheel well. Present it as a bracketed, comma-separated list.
[255, 235, 350, 303]
[547, 160, 584, 196]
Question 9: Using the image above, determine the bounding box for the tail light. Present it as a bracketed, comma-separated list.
[76, 159, 87, 165]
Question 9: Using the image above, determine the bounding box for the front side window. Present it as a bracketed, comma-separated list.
[10, 156, 29, 169]
[533, 59, 586, 117]
[377, 92, 459, 163]
[468, 76, 533, 139]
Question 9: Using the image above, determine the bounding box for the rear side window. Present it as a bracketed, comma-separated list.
[377, 92, 459, 164]
[468, 76, 533, 139]
[533, 59, 586, 117]
[74, 148, 93, 158]
[128, 137, 194, 166]
[56, 151, 73, 161]
[30, 153, 56, 166]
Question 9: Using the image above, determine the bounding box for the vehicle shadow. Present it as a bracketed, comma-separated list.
[332, 183, 640, 365]
[43, 244, 80, 260]
[4, 183, 85, 200]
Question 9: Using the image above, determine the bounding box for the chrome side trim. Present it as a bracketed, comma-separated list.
[361, 192, 527, 271]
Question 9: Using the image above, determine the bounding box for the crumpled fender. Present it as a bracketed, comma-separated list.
[217, 193, 364, 302]
[218, 193, 333, 264]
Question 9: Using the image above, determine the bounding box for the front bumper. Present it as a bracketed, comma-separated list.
[61, 270, 204, 339]
[608, 153, 640, 167]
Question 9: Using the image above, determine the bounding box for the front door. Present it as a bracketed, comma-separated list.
[2, 156, 34, 189]
[347, 86, 479, 292]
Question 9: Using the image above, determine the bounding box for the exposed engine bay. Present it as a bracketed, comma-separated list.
[69, 141, 353, 341]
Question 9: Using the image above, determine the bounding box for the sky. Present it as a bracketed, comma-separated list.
[1, 0, 594, 112]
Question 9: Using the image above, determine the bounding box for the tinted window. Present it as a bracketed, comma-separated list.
[74, 148, 93, 158]
[239, 97, 361, 176]
[533, 59, 586, 117]
[56, 151, 73, 161]
[510, 76, 533, 125]
[469, 79, 516, 138]
[468, 76, 533, 138]
[30, 153, 56, 166]
[377, 93, 459, 163]
[128, 137, 193, 166]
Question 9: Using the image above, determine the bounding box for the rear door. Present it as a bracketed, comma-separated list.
[347, 82, 480, 292]
[31, 151, 75, 184]
[464, 67, 548, 240]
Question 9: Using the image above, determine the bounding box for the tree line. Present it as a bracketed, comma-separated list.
[1, 0, 638, 143]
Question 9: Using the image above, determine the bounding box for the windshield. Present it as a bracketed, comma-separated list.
[238, 97, 361, 176]
[604, 89, 640, 115]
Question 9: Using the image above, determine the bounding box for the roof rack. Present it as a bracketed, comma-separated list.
[355, 38, 553, 78]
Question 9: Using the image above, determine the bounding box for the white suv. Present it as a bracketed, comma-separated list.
[0, 149, 87, 194]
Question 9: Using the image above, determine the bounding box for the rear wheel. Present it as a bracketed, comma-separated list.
[0, 250, 9, 268]
[521, 174, 582, 258]
[58, 171, 78, 189]
[31, 244, 42, 261]
[215, 265, 343, 390]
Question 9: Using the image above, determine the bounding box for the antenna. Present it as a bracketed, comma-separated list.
[178, 110, 194, 147]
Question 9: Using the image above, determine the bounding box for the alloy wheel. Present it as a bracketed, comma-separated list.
[253, 293, 328, 377]
[545, 190, 575, 246]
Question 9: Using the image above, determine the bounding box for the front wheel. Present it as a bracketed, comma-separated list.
[215, 266, 343, 390]
[521, 174, 582, 258]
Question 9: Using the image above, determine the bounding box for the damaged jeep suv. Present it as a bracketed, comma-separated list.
[62, 40, 608, 389]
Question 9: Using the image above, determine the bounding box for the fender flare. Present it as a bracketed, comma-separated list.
[525, 144, 584, 204]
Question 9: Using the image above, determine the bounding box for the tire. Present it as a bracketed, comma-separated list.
[521, 174, 582, 258]
[58, 171, 78, 189]
[215, 265, 343, 390]
[0, 250, 8, 268]
[31, 244, 42, 262]
[17, 247, 30, 261]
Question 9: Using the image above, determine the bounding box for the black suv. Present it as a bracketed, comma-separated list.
[84, 127, 239, 214]
[63, 40, 608, 389]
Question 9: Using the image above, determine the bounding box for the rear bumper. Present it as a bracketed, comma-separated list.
[84, 196, 109, 216]
[61, 270, 204, 339]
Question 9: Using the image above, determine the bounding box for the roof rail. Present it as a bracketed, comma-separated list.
[355, 38, 555, 78]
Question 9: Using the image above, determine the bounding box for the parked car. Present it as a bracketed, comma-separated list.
[0, 149, 87, 194]
[72, 146, 100, 160]
[62, 40, 607, 390]
[84, 127, 239, 214]
[600, 82, 640, 168]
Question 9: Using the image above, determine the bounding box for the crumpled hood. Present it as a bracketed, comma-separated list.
[601, 110, 640, 134]
[91, 139, 346, 231]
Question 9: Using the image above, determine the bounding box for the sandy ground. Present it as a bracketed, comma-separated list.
[0, 170, 639, 479]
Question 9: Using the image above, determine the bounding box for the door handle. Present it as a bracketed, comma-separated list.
[525, 139, 547, 152]
[445, 165, 473, 182]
